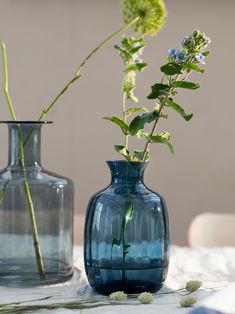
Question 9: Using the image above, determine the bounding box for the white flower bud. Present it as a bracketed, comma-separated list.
[109, 291, 127, 301]
[138, 292, 154, 304]
[186, 280, 202, 292]
[180, 296, 197, 307]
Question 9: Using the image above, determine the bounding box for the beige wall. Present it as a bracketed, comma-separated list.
[0, 0, 233, 245]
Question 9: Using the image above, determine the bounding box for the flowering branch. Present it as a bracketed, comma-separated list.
[104, 30, 211, 161]
[0, 281, 205, 312]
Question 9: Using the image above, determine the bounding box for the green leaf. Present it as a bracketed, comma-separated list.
[103, 116, 129, 134]
[114, 45, 132, 61]
[114, 145, 131, 160]
[161, 62, 183, 75]
[183, 62, 205, 73]
[147, 83, 170, 99]
[202, 51, 210, 57]
[146, 134, 174, 154]
[122, 81, 134, 93]
[112, 238, 120, 247]
[129, 111, 160, 135]
[173, 81, 200, 89]
[133, 149, 150, 161]
[130, 45, 144, 54]
[125, 107, 149, 118]
[166, 99, 193, 121]
[125, 62, 147, 72]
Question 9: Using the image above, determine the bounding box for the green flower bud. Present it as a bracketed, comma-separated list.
[109, 291, 127, 301]
[180, 296, 197, 308]
[193, 29, 200, 37]
[138, 292, 154, 304]
[186, 280, 202, 292]
[122, 0, 167, 37]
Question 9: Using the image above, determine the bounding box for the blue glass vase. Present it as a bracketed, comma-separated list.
[0, 121, 74, 286]
[84, 160, 170, 294]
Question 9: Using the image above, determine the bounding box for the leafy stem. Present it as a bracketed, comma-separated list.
[142, 102, 165, 161]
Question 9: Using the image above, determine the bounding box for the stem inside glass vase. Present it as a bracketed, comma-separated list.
[109, 161, 147, 281]
[1, 121, 52, 280]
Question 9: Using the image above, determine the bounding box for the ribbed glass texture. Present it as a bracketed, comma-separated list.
[84, 160, 170, 294]
[0, 122, 74, 286]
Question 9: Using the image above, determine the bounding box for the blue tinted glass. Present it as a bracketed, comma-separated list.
[84, 160, 170, 294]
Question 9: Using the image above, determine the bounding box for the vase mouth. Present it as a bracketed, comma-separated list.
[106, 160, 148, 164]
[0, 120, 53, 124]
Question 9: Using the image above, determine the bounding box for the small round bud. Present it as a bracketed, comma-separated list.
[180, 296, 197, 307]
[109, 291, 127, 301]
[138, 292, 154, 304]
[193, 29, 200, 37]
[186, 280, 202, 292]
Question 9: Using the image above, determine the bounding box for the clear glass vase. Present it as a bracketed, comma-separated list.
[84, 160, 170, 294]
[0, 121, 74, 286]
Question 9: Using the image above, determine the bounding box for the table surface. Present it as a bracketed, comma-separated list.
[1, 245, 235, 314]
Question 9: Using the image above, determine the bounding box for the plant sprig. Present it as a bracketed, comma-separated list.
[104, 30, 211, 161]
[0, 280, 207, 313]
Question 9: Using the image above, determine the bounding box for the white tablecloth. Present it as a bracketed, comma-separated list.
[1, 245, 235, 313]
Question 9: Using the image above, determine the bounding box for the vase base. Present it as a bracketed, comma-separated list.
[86, 265, 167, 295]
[0, 258, 74, 287]
[91, 280, 163, 295]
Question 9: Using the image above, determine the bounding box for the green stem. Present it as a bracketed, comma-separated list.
[0, 42, 45, 279]
[0, 17, 141, 202]
[142, 103, 164, 161]
[122, 92, 129, 150]
[75, 17, 140, 77]
[1, 43, 17, 121]
[0, 17, 141, 196]
[38, 16, 140, 121]
[17, 129, 45, 279]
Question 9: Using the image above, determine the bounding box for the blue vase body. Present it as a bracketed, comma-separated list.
[84, 160, 170, 294]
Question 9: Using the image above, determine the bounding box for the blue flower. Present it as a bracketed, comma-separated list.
[168, 48, 178, 58]
[181, 36, 190, 47]
[195, 53, 205, 64]
[168, 48, 186, 62]
[176, 50, 186, 62]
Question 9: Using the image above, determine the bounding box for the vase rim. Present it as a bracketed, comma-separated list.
[0, 120, 53, 124]
[106, 160, 148, 164]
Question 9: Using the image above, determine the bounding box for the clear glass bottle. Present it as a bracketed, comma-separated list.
[0, 121, 74, 286]
[84, 160, 170, 294]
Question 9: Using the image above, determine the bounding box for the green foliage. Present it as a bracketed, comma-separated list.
[106, 30, 210, 161]
[160, 62, 183, 75]
[172, 81, 200, 89]
[129, 111, 159, 135]
[103, 116, 129, 134]
[165, 99, 193, 121]
[125, 107, 149, 118]
[183, 62, 205, 73]
[133, 149, 150, 161]
[146, 133, 174, 153]
[115, 37, 147, 103]
[147, 83, 170, 99]
[125, 62, 147, 72]
[122, 82, 135, 93]
[114, 145, 130, 159]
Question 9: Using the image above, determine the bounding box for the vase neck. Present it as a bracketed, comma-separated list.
[7, 123, 43, 170]
[107, 160, 148, 185]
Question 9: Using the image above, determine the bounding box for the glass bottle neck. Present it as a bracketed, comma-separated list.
[8, 123, 42, 170]
[107, 160, 147, 185]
